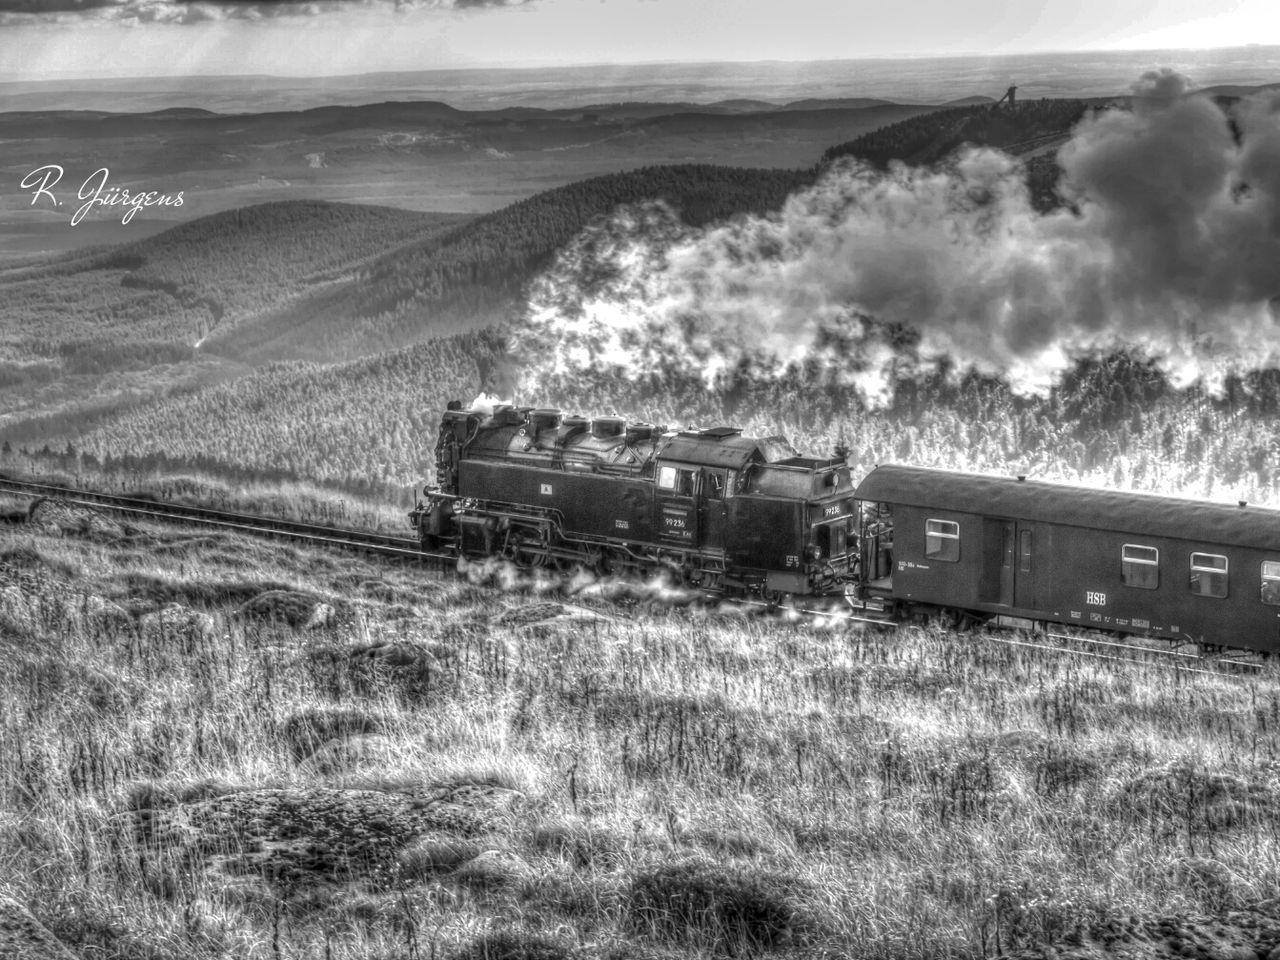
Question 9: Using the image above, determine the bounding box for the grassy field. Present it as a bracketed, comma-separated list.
[2, 497, 1280, 958]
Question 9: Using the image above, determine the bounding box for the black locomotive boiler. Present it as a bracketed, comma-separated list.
[411, 402, 859, 598]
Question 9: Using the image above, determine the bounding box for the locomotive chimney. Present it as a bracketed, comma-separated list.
[591, 417, 625, 439]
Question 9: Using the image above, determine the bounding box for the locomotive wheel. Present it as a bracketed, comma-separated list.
[504, 535, 545, 569]
[763, 591, 794, 612]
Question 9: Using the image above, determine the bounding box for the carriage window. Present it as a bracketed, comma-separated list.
[1019, 529, 1033, 574]
[1189, 553, 1228, 598]
[925, 519, 960, 562]
[1262, 561, 1280, 605]
[1122, 544, 1159, 589]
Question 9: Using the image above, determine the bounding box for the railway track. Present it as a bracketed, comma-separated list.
[736, 595, 1263, 678]
[980, 630, 1262, 678]
[1, 472, 1269, 678]
[0, 474, 452, 565]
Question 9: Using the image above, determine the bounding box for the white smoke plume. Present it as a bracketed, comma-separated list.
[514, 71, 1280, 404]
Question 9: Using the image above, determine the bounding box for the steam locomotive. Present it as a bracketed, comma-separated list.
[411, 401, 1280, 654]
[413, 401, 860, 599]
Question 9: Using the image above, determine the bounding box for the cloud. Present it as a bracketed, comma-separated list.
[0, 0, 531, 22]
[514, 72, 1280, 405]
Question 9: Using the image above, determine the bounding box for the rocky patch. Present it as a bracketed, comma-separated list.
[133, 781, 527, 895]
[139, 602, 217, 645]
[237, 589, 337, 629]
[26, 498, 127, 540]
[1002, 898, 1280, 960]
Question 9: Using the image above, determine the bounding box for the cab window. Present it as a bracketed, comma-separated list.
[925, 519, 960, 562]
[658, 466, 696, 496]
[705, 471, 726, 500]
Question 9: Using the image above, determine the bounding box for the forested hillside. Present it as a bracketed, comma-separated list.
[822, 98, 1097, 211]
[204, 164, 817, 361]
[19, 341, 1278, 510]
[2, 167, 813, 374]
[63, 332, 502, 495]
[1, 201, 466, 370]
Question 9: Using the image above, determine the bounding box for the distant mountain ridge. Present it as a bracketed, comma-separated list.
[0, 95, 933, 128]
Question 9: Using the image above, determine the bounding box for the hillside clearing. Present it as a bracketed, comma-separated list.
[2, 504, 1279, 958]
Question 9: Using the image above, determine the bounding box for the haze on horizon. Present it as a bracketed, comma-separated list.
[3, 0, 1280, 83]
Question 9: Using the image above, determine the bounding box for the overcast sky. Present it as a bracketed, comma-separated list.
[3, 0, 1278, 80]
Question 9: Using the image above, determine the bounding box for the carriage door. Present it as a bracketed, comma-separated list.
[655, 464, 699, 548]
[979, 519, 1015, 606]
[1013, 523, 1038, 611]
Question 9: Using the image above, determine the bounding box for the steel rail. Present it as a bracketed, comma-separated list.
[981, 632, 1239, 679]
[1041, 629, 1263, 671]
[0, 474, 452, 563]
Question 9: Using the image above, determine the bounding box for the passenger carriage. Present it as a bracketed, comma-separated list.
[855, 465, 1280, 652]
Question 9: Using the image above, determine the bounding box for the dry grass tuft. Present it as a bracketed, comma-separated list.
[626, 857, 814, 954]
[450, 930, 576, 960]
[279, 705, 386, 761]
[236, 588, 335, 627]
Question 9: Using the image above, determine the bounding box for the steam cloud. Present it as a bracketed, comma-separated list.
[515, 71, 1280, 405]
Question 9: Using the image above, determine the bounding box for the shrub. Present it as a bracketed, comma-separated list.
[626, 858, 810, 953]
[451, 930, 575, 960]
[278, 705, 385, 761]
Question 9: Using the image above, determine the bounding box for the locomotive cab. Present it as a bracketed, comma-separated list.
[731, 457, 858, 596]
